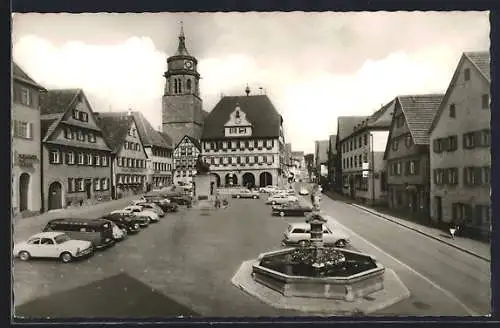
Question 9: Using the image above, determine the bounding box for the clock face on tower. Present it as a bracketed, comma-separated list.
[184, 60, 194, 70]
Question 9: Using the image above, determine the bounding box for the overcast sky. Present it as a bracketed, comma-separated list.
[12, 12, 489, 153]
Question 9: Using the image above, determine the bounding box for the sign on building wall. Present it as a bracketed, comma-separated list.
[362, 163, 369, 178]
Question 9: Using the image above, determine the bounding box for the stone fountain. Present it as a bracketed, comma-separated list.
[232, 185, 410, 314]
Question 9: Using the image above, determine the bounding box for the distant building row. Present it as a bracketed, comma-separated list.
[316, 51, 490, 238]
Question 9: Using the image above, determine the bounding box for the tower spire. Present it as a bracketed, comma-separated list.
[175, 21, 190, 56]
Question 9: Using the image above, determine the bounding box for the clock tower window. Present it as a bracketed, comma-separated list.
[187, 79, 192, 92]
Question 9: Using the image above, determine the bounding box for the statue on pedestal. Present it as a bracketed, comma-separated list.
[195, 154, 210, 175]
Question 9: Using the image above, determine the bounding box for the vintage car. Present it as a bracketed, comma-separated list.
[100, 212, 142, 234]
[232, 189, 260, 199]
[282, 222, 350, 248]
[43, 218, 115, 250]
[122, 206, 160, 223]
[271, 201, 313, 217]
[138, 196, 179, 212]
[265, 194, 299, 205]
[133, 202, 165, 217]
[13, 232, 94, 263]
[259, 185, 278, 193]
[110, 210, 150, 227]
[298, 188, 309, 195]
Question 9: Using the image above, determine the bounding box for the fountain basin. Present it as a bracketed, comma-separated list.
[252, 248, 385, 301]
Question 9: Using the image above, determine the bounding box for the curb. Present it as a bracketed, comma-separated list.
[349, 203, 490, 262]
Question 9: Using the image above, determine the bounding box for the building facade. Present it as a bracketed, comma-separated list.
[384, 94, 443, 220]
[335, 116, 367, 194]
[201, 94, 286, 188]
[40, 89, 112, 210]
[132, 111, 174, 189]
[327, 135, 337, 189]
[173, 135, 201, 185]
[12, 63, 45, 215]
[429, 51, 490, 238]
[96, 112, 149, 198]
[290, 151, 306, 182]
[162, 24, 206, 147]
[339, 100, 395, 204]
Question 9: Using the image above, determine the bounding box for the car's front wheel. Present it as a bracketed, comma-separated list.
[60, 252, 73, 263]
[18, 251, 30, 261]
[335, 239, 347, 248]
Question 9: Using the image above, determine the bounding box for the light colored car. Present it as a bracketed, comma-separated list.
[135, 202, 165, 217]
[266, 194, 299, 205]
[122, 206, 160, 223]
[13, 232, 94, 263]
[299, 188, 309, 195]
[259, 185, 278, 193]
[232, 189, 260, 199]
[282, 222, 350, 247]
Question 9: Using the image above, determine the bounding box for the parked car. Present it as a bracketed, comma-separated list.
[134, 202, 165, 217]
[13, 232, 94, 263]
[266, 194, 299, 205]
[166, 195, 192, 206]
[282, 222, 350, 247]
[141, 196, 178, 212]
[43, 218, 115, 250]
[270, 189, 296, 197]
[110, 210, 150, 227]
[232, 189, 260, 199]
[298, 188, 309, 195]
[122, 205, 160, 223]
[259, 185, 278, 193]
[109, 221, 127, 241]
[100, 212, 141, 234]
[271, 201, 313, 217]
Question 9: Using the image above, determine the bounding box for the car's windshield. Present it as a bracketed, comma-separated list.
[54, 234, 71, 244]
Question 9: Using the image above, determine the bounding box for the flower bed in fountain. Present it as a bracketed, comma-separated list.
[252, 248, 385, 301]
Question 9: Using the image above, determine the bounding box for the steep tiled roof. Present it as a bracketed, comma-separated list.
[337, 116, 368, 142]
[158, 132, 173, 149]
[465, 51, 490, 81]
[40, 116, 61, 140]
[12, 62, 45, 89]
[94, 112, 133, 153]
[40, 89, 81, 115]
[201, 95, 282, 139]
[186, 135, 201, 150]
[131, 111, 172, 149]
[397, 94, 444, 145]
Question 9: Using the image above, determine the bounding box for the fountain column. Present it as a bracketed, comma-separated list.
[307, 185, 327, 269]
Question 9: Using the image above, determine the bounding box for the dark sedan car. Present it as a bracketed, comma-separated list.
[271, 201, 313, 217]
[143, 196, 179, 212]
[167, 195, 192, 206]
[110, 210, 150, 227]
[101, 213, 142, 234]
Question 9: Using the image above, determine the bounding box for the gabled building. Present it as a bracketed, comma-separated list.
[383, 94, 443, 220]
[201, 93, 286, 188]
[40, 89, 112, 210]
[327, 135, 337, 189]
[95, 112, 149, 198]
[173, 135, 201, 185]
[290, 150, 305, 182]
[335, 116, 367, 194]
[339, 100, 396, 204]
[12, 63, 46, 215]
[429, 51, 491, 238]
[132, 111, 174, 189]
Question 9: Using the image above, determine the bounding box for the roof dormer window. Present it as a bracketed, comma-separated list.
[235, 110, 240, 119]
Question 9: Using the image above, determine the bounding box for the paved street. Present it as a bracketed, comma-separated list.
[301, 185, 490, 316]
[13, 186, 491, 317]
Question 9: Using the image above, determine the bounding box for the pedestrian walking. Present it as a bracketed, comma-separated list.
[449, 222, 459, 239]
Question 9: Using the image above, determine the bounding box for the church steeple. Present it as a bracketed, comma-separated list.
[175, 21, 190, 56]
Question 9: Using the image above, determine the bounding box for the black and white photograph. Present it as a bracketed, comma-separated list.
[11, 10, 491, 319]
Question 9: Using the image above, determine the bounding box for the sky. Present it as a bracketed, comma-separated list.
[12, 12, 490, 154]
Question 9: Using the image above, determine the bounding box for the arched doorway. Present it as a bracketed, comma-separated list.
[259, 172, 273, 187]
[225, 173, 238, 186]
[48, 181, 63, 210]
[242, 172, 255, 187]
[19, 173, 30, 212]
[211, 173, 221, 187]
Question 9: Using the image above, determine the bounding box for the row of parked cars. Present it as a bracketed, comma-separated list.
[12, 193, 190, 264]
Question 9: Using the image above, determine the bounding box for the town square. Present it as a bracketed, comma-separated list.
[11, 11, 490, 319]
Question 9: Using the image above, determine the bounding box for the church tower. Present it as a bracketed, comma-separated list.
[162, 22, 204, 147]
